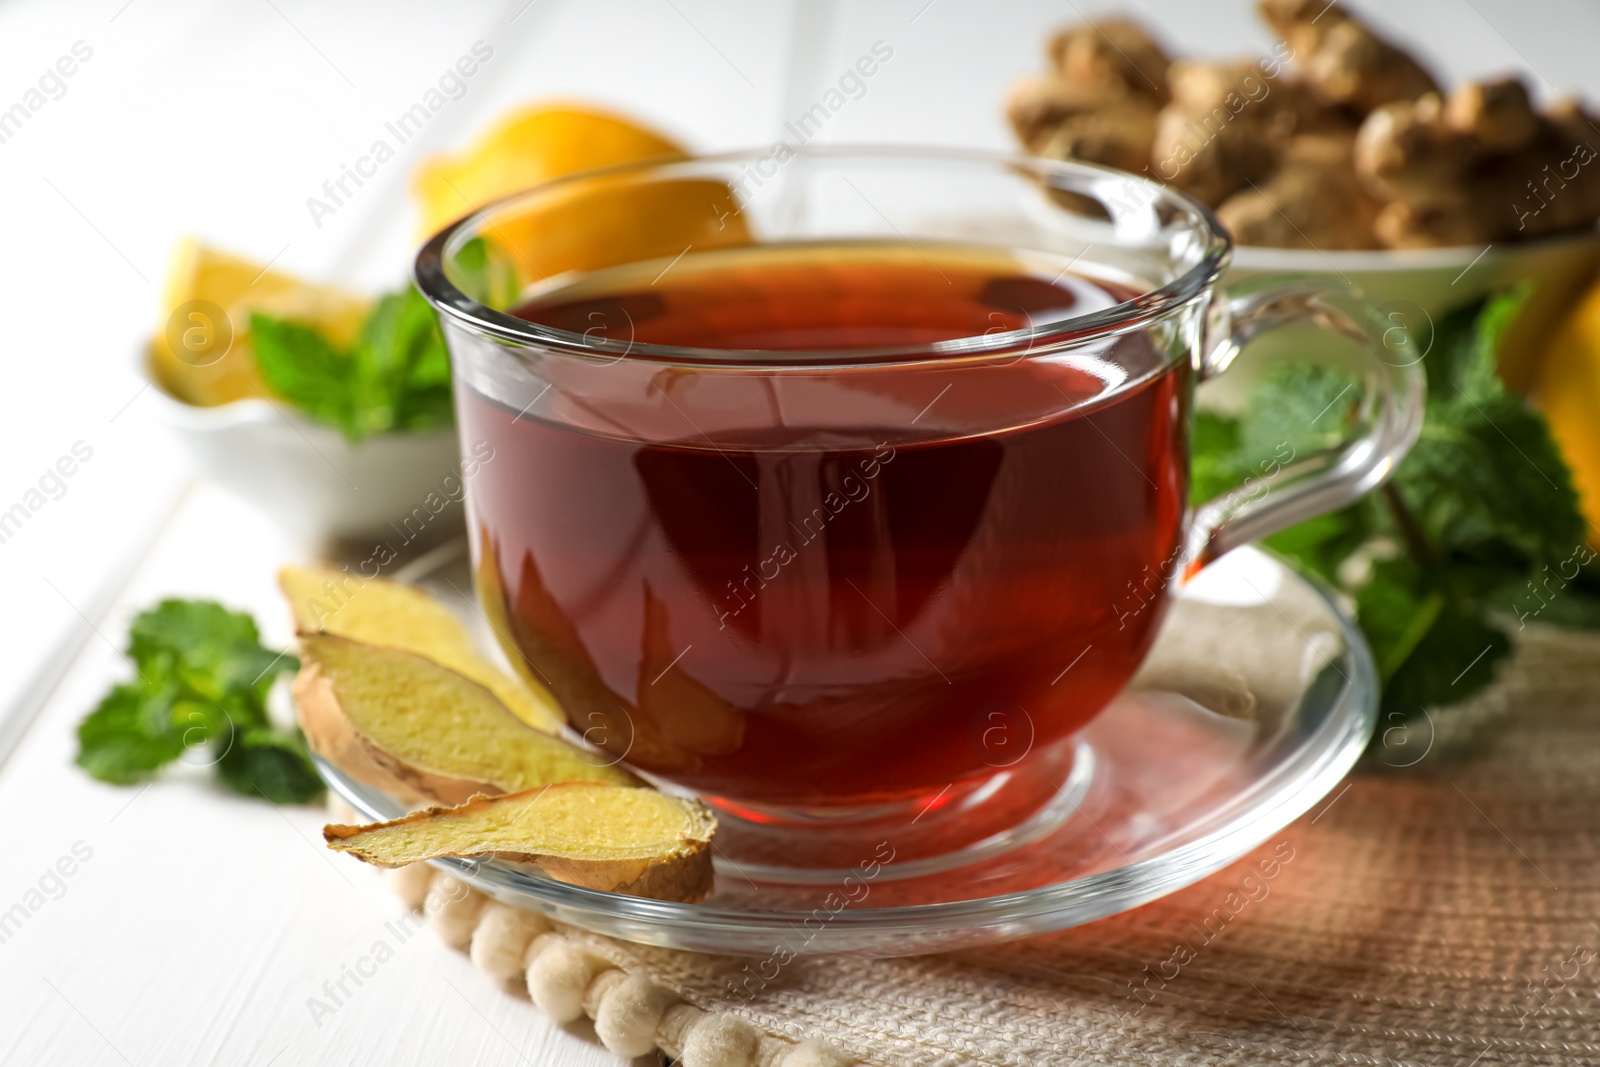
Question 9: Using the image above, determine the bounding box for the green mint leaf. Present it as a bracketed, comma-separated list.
[216, 726, 325, 804]
[1423, 286, 1530, 402]
[453, 236, 523, 309]
[1392, 285, 1584, 568]
[250, 313, 357, 436]
[1520, 589, 1600, 629]
[347, 292, 407, 438]
[1353, 558, 1444, 682]
[75, 599, 312, 803]
[1354, 558, 1510, 717]
[349, 286, 454, 439]
[168, 698, 248, 759]
[1419, 297, 1489, 399]
[128, 599, 296, 708]
[75, 682, 186, 784]
[1191, 365, 1370, 582]
[1393, 389, 1585, 565]
[251, 284, 454, 441]
[384, 287, 454, 433]
[1190, 365, 1364, 510]
[1262, 502, 1372, 585]
[396, 288, 453, 390]
[1186, 285, 1594, 744]
[1189, 410, 1244, 504]
[129, 597, 261, 659]
[1239, 362, 1360, 462]
[1495, 547, 1600, 629]
[1379, 600, 1511, 717]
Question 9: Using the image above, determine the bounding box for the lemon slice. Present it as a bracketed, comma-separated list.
[149, 239, 369, 407]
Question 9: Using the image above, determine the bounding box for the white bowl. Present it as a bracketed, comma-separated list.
[1227, 230, 1600, 391]
[147, 382, 464, 547]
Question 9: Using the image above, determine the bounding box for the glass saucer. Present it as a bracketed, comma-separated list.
[314, 542, 1374, 958]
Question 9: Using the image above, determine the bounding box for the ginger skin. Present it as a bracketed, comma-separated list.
[1149, 60, 1307, 208]
[1006, 75, 1159, 169]
[1218, 134, 1383, 250]
[1047, 18, 1170, 105]
[1257, 0, 1439, 115]
[1356, 80, 1600, 246]
[1036, 96, 1162, 175]
[1009, 10, 1600, 249]
[1005, 19, 1169, 171]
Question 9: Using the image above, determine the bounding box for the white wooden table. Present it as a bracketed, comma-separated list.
[0, 484, 659, 1067]
[1, 1, 1593, 1063]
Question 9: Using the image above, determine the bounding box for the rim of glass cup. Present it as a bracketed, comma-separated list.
[413, 145, 1234, 371]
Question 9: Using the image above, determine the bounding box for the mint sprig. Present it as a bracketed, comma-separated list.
[1194, 288, 1600, 724]
[75, 599, 322, 804]
[251, 284, 454, 443]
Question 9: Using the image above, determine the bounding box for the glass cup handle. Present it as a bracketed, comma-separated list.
[1183, 281, 1428, 575]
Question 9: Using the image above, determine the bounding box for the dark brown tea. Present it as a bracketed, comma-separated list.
[459, 243, 1189, 809]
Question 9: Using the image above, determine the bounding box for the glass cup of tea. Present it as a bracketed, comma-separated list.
[415, 147, 1423, 851]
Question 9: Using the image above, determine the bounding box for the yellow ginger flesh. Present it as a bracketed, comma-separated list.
[324, 784, 716, 900]
[333, 785, 708, 865]
[299, 633, 635, 791]
[281, 565, 565, 733]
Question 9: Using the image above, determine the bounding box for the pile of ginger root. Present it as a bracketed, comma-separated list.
[1006, 0, 1600, 249]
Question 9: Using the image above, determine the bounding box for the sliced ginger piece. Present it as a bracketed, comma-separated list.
[637, 584, 743, 757]
[475, 538, 743, 774]
[295, 633, 637, 806]
[280, 564, 565, 733]
[324, 783, 716, 902]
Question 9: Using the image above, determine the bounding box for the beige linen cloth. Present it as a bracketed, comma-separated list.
[372, 622, 1600, 1066]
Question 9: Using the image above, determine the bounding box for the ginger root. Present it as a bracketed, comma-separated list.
[1035, 95, 1162, 175]
[291, 568, 725, 904]
[1008, 8, 1600, 249]
[1148, 60, 1306, 207]
[280, 565, 566, 733]
[1006, 19, 1169, 172]
[1355, 80, 1600, 247]
[1446, 78, 1542, 152]
[1257, 0, 1438, 115]
[1217, 134, 1383, 249]
[1005, 75, 1098, 153]
[1047, 18, 1170, 104]
[294, 632, 639, 806]
[324, 783, 717, 902]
